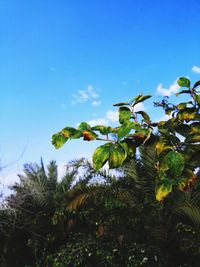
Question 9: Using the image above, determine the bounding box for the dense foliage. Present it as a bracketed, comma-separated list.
[1, 77, 200, 266]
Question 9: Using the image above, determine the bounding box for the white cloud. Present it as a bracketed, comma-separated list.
[192, 65, 200, 74]
[87, 118, 108, 126]
[72, 85, 100, 105]
[156, 80, 180, 96]
[92, 100, 101, 106]
[134, 102, 145, 112]
[106, 110, 119, 122]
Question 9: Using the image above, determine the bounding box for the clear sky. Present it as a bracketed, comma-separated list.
[1, 0, 200, 186]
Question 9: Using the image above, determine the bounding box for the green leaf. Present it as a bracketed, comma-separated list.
[82, 130, 98, 141]
[177, 77, 191, 88]
[135, 111, 151, 123]
[193, 80, 200, 89]
[61, 127, 82, 139]
[108, 144, 127, 168]
[77, 122, 91, 131]
[177, 103, 187, 111]
[117, 121, 135, 139]
[177, 108, 196, 121]
[91, 125, 113, 135]
[92, 143, 127, 170]
[93, 143, 111, 170]
[164, 151, 185, 177]
[113, 102, 130, 106]
[155, 179, 173, 201]
[119, 107, 132, 124]
[133, 94, 152, 106]
[52, 132, 68, 149]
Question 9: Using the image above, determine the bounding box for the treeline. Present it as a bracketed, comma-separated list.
[0, 152, 200, 267]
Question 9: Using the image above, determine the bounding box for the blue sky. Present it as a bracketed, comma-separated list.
[1, 0, 200, 185]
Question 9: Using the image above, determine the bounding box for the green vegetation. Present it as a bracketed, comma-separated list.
[1, 77, 200, 266]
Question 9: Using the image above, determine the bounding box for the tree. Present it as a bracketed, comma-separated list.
[52, 77, 200, 202]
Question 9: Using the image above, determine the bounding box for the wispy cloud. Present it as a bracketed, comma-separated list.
[86, 103, 145, 127]
[106, 110, 118, 122]
[192, 65, 200, 74]
[72, 85, 100, 106]
[156, 80, 180, 96]
[92, 100, 101, 106]
[87, 118, 108, 127]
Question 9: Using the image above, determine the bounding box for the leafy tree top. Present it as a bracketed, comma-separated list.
[52, 77, 200, 201]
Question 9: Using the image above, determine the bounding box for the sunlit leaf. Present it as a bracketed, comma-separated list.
[92, 143, 111, 170]
[109, 143, 127, 168]
[177, 77, 190, 88]
[92, 143, 127, 170]
[91, 125, 113, 135]
[117, 121, 135, 139]
[119, 107, 132, 124]
[61, 127, 82, 139]
[52, 132, 68, 149]
[177, 108, 196, 121]
[77, 122, 91, 131]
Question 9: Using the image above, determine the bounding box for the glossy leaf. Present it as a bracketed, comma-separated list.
[119, 107, 132, 124]
[165, 151, 185, 177]
[177, 77, 190, 88]
[52, 132, 68, 149]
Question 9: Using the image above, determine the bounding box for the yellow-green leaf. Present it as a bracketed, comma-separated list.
[61, 127, 82, 139]
[155, 180, 173, 201]
[52, 132, 68, 149]
[119, 107, 132, 124]
[177, 77, 190, 88]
